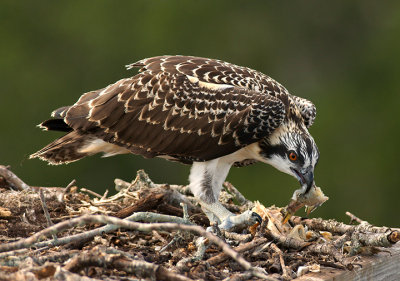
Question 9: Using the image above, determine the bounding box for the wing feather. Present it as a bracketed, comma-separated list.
[63, 70, 285, 162]
[128, 55, 316, 127]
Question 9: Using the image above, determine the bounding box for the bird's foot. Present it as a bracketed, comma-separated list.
[219, 210, 262, 231]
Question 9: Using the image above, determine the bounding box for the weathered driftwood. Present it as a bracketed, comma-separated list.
[0, 166, 399, 281]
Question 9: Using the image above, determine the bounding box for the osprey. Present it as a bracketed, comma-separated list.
[31, 55, 320, 230]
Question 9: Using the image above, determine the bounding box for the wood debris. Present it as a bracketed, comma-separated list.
[0, 166, 399, 280]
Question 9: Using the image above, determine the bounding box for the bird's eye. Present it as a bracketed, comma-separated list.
[288, 151, 298, 161]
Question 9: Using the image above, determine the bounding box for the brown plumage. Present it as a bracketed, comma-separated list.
[31, 55, 315, 165]
[31, 55, 321, 230]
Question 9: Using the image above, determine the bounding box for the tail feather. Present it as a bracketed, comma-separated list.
[30, 131, 92, 165]
[39, 118, 72, 132]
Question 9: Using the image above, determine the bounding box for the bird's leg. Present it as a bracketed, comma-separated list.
[189, 160, 229, 224]
[189, 160, 261, 231]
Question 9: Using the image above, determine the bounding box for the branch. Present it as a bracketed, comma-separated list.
[64, 246, 191, 281]
[0, 165, 30, 190]
[207, 237, 267, 266]
[346, 211, 370, 225]
[223, 181, 250, 206]
[264, 229, 354, 270]
[0, 214, 269, 278]
[31, 212, 194, 250]
[270, 243, 291, 280]
[291, 216, 393, 234]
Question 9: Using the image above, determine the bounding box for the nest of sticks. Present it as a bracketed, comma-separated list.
[0, 165, 399, 281]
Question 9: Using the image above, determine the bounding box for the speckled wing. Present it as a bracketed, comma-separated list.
[128, 55, 316, 128]
[127, 55, 287, 96]
[291, 95, 316, 128]
[63, 69, 285, 163]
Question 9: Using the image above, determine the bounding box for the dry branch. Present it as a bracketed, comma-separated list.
[223, 181, 251, 207]
[0, 165, 30, 190]
[270, 243, 290, 280]
[64, 246, 191, 281]
[0, 214, 269, 279]
[38, 188, 55, 230]
[345, 211, 370, 225]
[10, 212, 193, 251]
[291, 216, 392, 234]
[207, 237, 267, 266]
[1, 168, 400, 280]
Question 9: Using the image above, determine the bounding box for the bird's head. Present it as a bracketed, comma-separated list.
[259, 123, 319, 193]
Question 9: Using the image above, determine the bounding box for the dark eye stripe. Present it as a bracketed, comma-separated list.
[259, 143, 286, 159]
[305, 137, 313, 156]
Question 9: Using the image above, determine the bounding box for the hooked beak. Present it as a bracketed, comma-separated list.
[291, 167, 314, 192]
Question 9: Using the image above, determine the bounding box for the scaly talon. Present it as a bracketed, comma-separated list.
[251, 212, 262, 225]
[305, 205, 317, 215]
[282, 213, 292, 224]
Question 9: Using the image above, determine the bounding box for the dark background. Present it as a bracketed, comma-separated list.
[1, 1, 399, 226]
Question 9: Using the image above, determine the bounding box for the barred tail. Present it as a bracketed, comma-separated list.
[30, 131, 92, 165]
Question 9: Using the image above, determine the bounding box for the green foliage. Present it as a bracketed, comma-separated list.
[1, 1, 399, 226]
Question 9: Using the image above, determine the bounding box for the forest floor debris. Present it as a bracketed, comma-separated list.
[0, 165, 399, 280]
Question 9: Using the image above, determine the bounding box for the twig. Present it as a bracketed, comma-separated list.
[177, 235, 210, 270]
[0, 165, 30, 190]
[80, 188, 102, 198]
[160, 235, 182, 253]
[334, 233, 351, 249]
[180, 202, 190, 221]
[0, 214, 268, 278]
[194, 236, 208, 260]
[64, 179, 76, 194]
[346, 211, 370, 225]
[39, 188, 57, 241]
[354, 231, 400, 247]
[0, 263, 103, 281]
[100, 189, 109, 200]
[291, 216, 399, 251]
[0, 248, 30, 260]
[222, 230, 253, 242]
[152, 230, 167, 244]
[291, 216, 392, 234]
[223, 272, 253, 281]
[270, 243, 290, 280]
[64, 246, 191, 281]
[30, 212, 193, 250]
[264, 229, 354, 269]
[289, 253, 347, 271]
[35, 250, 79, 265]
[115, 193, 164, 218]
[0, 246, 54, 266]
[167, 203, 192, 256]
[114, 178, 132, 191]
[207, 237, 267, 266]
[39, 188, 54, 227]
[168, 184, 192, 196]
[318, 259, 347, 270]
[137, 169, 156, 188]
[223, 181, 250, 206]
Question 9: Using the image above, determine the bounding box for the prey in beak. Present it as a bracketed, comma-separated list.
[290, 167, 314, 193]
[282, 183, 328, 224]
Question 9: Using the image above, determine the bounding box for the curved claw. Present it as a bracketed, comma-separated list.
[219, 210, 261, 231]
[305, 205, 317, 215]
[251, 212, 262, 225]
[282, 212, 292, 225]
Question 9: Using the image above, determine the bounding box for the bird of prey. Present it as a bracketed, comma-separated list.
[31, 55, 320, 230]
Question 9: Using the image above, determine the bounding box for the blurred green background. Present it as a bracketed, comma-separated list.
[1, 1, 399, 226]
